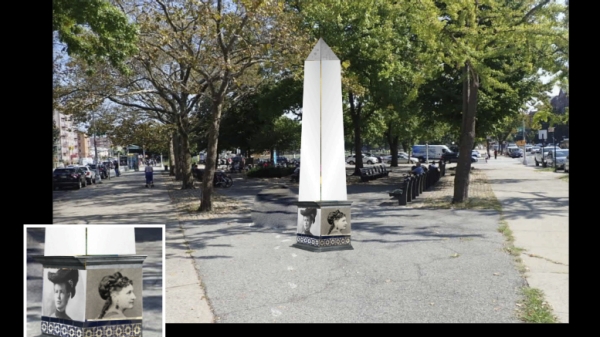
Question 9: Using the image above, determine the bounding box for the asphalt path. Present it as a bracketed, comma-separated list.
[181, 172, 525, 323]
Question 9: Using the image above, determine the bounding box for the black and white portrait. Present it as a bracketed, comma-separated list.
[321, 208, 351, 236]
[298, 207, 321, 236]
[43, 268, 86, 321]
[86, 268, 143, 320]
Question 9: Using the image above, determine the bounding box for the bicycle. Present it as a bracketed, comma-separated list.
[214, 171, 233, 188]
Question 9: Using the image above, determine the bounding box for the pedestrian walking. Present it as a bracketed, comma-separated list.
[494, 149, 497, 159]
[145, 164, 154, 187]
[114, 160, 120, 177]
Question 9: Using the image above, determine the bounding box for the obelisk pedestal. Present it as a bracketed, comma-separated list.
[33, 226, 146, 337]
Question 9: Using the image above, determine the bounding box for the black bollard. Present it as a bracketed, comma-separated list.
[414, 174, 421, 197]
[398, 179, 409, 205]
[406, 177, 413, 202]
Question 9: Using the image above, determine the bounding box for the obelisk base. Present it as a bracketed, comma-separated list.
[33, 255, 146, 337]
[292, 201, 353, 252]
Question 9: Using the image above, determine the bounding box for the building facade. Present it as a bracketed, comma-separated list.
[53, 111, 80, 165]
[77, 132, 91, 160]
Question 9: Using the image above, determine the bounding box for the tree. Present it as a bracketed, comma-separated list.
[434, 0, 568, 203]
[190, 0, 309, 212]
[53, 0, 139, 74]
[294, 0, 443, 175]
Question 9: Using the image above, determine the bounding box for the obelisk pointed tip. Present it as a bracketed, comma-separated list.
[306, 38, 339, 61]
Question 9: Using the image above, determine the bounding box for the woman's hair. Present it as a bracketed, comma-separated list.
[327, 210, 346, 234]
[48, 269, 79, 298]
[97, 272, 134, 319]
[300, 208, 317, 223]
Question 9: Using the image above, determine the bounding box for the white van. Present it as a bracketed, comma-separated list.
[412, 145, 453, 162]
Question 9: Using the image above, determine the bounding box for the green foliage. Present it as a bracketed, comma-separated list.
[246, 166, 295, 178]
[212, 82, 302, 154]
[53, 0, 139, 74]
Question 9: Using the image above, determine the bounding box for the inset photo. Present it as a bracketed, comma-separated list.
[25, 225, 165, 337]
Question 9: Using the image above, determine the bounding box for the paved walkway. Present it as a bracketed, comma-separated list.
[478, 156, 569, 323]
[49, 161, 569, 323]
[51, 166, 214, 324]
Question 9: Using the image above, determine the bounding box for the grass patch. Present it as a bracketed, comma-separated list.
[517, 288, 559, 323]
[535, 167, 557, 172]
[559, 175, 569, 182]
[453, 197, 502, 211]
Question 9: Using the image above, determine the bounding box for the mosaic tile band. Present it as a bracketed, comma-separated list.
[296, 234, 351, 247]
[41, 321, 142, 337]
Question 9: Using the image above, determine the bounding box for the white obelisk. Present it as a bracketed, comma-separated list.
[299, 38, 347, 202]
[294, 39, 353, 252]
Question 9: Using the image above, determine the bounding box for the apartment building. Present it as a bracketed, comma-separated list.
[53, 111, 79, 164]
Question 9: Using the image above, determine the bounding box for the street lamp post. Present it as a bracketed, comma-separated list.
[523, 119, 528, 165]
[549, 126, 556, 171]
[91, 112, 102, 183]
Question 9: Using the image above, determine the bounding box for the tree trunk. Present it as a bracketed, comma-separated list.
[390, 137, 399, 166]
[401, 140, 410, 163]
[453, 62, 479, 204]
[349, 92, 364, 176]
[173, 132, 182, 181]
[178, 127, 194, 189]
[199, 98, 224, 212]
[169, 134, 176, 176]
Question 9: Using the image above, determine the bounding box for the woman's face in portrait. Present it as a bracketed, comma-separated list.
[333, 216, 347, 231]
[113, 284, 136, 310]
[303, 215, 313, 231]
[53, 283, 70, 312]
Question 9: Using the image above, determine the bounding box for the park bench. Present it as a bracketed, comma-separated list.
[359, 165, 389, 182]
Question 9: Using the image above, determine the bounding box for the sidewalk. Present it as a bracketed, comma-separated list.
[51, 167, 214, 324]
[477, 156, 569, 323]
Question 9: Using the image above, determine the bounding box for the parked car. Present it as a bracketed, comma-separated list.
[53, 167, 87, 190]
[564, 155, 569, 172]
[441, 151, 459, 163]
[546, 149, 569, 170]
[509, 148, 523, 158]
[472, 150, 482, 158]
[412, 144, 453, 163]
[78, 165, 97, 184]
[88, 164, 108, 179]
[534, 146, 559, 167]
[383, 153, 419, 164]
[346, 154, 378, 165]
[530, 146, 541, 154]
[363, 153, 383, 163]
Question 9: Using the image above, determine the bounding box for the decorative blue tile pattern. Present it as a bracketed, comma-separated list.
[41, 317, 143, 337]
[296, 234, 351, 247]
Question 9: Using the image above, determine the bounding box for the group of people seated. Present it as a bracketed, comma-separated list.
[411, 161, 439, 175]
